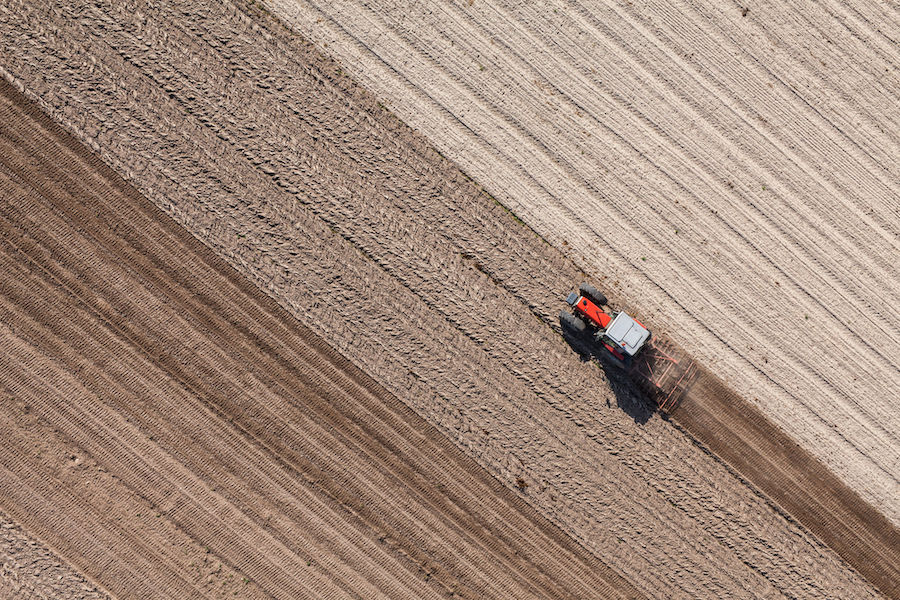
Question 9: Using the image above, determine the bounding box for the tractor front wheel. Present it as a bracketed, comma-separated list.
[579, 282, 607, 306]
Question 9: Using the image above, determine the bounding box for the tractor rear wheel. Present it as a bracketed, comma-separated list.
[559, 310, 587, 333]
[579, 283, 607, 306]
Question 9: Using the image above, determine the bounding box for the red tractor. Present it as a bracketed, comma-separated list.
[560, 283, 697, 413]
[560, 283, 651, 367]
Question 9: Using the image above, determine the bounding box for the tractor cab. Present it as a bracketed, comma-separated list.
[604, 312, 650, 357]
[561, 283, 651, 366]
[561, 283, 695, 413]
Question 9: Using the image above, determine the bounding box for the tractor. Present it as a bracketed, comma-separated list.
[559, 283, 650, 367]
[560, 283, 697, 413]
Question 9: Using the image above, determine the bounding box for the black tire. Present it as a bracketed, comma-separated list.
[579, 282, 607, 306]
[559, 310, 587, 333]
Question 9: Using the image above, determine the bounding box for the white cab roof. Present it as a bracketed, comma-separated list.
[605, 313, 650, 356]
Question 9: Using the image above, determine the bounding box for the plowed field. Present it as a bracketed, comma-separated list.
[1, 1, 898, 599]
[270, 0, 900, 528]
[0, 78, 640, 600]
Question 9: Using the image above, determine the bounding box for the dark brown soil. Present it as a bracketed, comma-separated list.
[676, 369, 900, 599]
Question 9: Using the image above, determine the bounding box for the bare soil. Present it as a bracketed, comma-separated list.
[0, 1, 896, 599]
[0, 78, 639, 600]
[0, 509, 113, 600]
[271, 0, 900, 529]
[676, 369, 900, 598]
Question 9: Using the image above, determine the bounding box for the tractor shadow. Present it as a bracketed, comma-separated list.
[559, 318, 656, 425]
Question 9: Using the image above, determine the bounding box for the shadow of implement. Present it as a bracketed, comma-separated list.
[559, 317, 698, 424]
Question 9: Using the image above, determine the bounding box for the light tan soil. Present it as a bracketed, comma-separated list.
[269, 0, 900, 530]
[0, 1, 894, 599]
